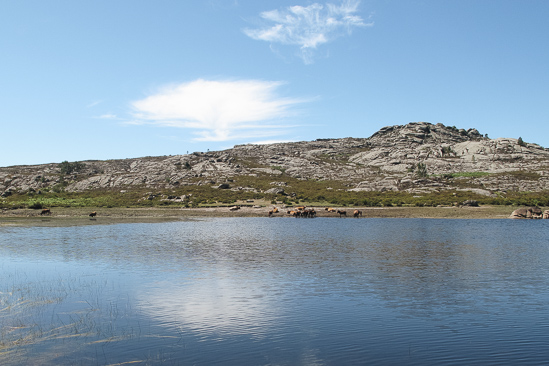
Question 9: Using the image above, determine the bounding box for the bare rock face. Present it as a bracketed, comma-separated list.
[2, 122, 549, 197]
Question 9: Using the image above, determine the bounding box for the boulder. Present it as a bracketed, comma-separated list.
[265, 187, 286, 195]
[462, 200, 479, 207]
[509, 206, 543, 219]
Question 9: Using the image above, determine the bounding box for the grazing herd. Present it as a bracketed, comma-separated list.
[37, 206, 362, 219]
[286, 208, 317, 218]
[25, 205, 549, 220]
[266, 206, 364, 218]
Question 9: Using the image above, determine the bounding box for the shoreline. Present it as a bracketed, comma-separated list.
[0, 205, 522, 226]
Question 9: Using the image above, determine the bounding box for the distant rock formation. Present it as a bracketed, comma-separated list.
[2, 122, 549, 197]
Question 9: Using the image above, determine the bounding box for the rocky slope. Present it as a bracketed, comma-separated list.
[2, 122, 549, 197]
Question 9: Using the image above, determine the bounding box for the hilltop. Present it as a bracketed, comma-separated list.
[2, 122, 549, 209]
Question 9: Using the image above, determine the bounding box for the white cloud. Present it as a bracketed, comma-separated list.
[131, 79, 304, 142]
[244, 0, 371, 64]
[137, 274, 282, 337]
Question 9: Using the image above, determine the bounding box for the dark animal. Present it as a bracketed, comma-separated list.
[40, 208, 51, 215]
[337, 210, 347, 217]
[353, 210, 362, 218]
[89, 211, 97, 218]
[287, 209, 316, 218]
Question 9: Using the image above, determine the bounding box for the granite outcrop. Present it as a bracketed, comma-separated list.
[2, 122, 549, 197]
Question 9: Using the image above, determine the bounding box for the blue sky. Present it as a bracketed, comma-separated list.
[1, 0, 548, 167]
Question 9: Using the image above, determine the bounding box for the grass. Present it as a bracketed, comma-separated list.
[0, 270, 170, 365]
[493, 170, 541, 180]
[2, 170, 549, 211]
[3, 187, 549, 211]
[438, 170, 542, 181]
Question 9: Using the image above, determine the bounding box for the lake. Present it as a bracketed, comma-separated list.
[1, 217, 549, 365]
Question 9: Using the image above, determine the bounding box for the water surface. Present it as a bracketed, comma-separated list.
[1, 218, 548, 365]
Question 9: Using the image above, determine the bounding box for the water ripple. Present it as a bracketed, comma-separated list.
[2, 218, 549, 364]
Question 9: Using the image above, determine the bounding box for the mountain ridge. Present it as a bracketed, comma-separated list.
[2, 122, 549, 205]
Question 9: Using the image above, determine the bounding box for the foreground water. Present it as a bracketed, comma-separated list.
[1, 217, 549, 365]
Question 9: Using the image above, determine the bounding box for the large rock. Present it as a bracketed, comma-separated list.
[462, 200, 479, 207]
[509, 206, 543, 219]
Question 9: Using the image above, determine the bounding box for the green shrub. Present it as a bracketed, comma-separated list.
[28, 201, 43, 209]
[59, 161, 86, 175]
[415, 163, 428, 178]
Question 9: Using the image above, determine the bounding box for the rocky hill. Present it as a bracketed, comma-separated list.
[2, 122, 549, 199]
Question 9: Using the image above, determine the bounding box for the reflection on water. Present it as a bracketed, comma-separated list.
[1, 218, 549, 365]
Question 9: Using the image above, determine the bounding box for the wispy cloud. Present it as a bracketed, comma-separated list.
[243, 0, 371, 64]
[130, 79, 305, 142]
[86, 100, 102, 108]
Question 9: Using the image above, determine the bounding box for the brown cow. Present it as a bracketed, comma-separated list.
[40, 208, 51, 215]
[325, 207, 336, 213]
[353, 210, 362, 218]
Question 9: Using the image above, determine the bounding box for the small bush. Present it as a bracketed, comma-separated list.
[415, 163, 428, 178]
[59, 161, 86, 175]
[28, 201, 43, 209]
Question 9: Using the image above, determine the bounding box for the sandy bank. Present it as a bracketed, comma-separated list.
[0, 205, 521, 227]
